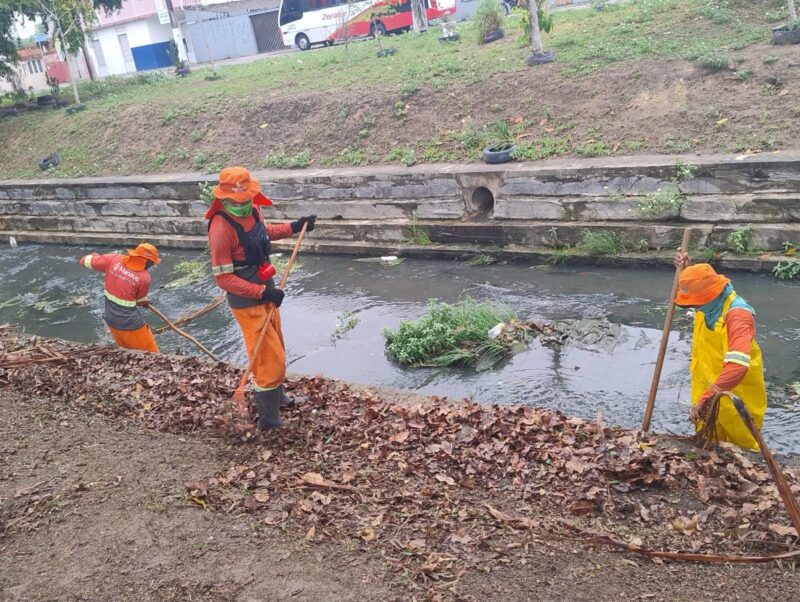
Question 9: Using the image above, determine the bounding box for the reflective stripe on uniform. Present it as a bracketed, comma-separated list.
[82, 255, 93, 269]
[253, 383, 278, 392]
[212, 263, 234, 276]
[104, 290, 137, 307]
[724, 350, 751, 367]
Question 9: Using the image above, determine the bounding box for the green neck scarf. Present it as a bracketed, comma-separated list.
[222, 199, 253, 218]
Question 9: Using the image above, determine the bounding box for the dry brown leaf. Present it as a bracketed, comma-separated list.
[769, 524, 798, 537]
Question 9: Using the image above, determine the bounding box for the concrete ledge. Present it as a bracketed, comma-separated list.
[2, 154, 800, 270]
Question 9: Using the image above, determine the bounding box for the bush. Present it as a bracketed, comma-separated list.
[727, 226, 753, 254]
[475, 0, 504, 44]
[691, 48, 731, 71]
[772, 260, 800, 280]
[383, 298, 528, 368]
[264, 149, 311, 169]
[579, 230, 628, 255]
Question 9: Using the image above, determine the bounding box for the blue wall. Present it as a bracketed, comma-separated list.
[132, 41, 173, 71]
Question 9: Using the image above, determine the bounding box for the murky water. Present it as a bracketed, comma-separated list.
[2, 244, 799, 452]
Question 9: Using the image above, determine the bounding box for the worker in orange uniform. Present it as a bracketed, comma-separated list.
[206, 166, 315, 430]
[673, 251, 766, 450]
[80, 243, 161, 353]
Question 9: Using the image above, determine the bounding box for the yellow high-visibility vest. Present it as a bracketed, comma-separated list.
[691, 291, 767, 450]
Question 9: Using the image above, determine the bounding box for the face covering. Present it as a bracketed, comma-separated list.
[222, 199, 253, 218]
[698, 283, 754, 329]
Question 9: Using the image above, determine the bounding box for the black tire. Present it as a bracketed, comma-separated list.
[295, 33, 311, 51]
[370, 21, 387, 38]
[483, 29, 504, 44]
[483, 144, 516, 165]
[771, 26, 800, 45]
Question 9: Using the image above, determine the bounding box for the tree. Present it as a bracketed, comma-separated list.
[410, 0, 428, 34]
[0, 5, 18, 79]
[0, 1, 122, 101]
[789, 0, 797, 22]
[524, 0, 554, 66]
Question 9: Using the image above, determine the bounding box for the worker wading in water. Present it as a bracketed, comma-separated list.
[80, 243, 161, 353]
[207, 166, 315, 430]
[674, 251, 767, 450]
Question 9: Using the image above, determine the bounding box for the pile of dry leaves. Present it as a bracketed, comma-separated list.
[2, 329, 799, 597]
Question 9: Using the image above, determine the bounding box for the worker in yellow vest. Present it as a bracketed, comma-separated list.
[673, 252, 767, 450]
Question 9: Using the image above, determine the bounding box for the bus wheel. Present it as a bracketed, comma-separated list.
[370, 21, 387, 38]
[295, 33, 311, 51]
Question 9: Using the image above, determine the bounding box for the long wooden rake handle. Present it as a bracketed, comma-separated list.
[642, 228, 692, 432]
[232, 223, 308, 399]
[153, 295, 225, 334]
[730, 393, 800, 536]
[148, 303, 221, 362]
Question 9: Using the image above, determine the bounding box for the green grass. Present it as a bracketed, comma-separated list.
[578, 229, 630, 255]
[404, 215, 433, 246]
[383, 298, 529, 368]
[264, 149, 311, 169]
[465, 254, 497, 266]
[0, 0, 782, 178]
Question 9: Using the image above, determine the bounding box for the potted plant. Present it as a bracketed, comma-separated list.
[771, 20, 800, 45]
[475, 0, 504, 45]
[483, 120, 517, 164]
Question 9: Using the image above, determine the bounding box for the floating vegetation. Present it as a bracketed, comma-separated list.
[383, 298, 530, 369]
[163, 261, 209, 289]
[331, 311, 360, 341]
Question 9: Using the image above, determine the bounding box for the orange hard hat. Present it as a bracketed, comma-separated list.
[127, 242, 161, 264]
[674, 263, 730, 306]
[213, 166, 261, 203]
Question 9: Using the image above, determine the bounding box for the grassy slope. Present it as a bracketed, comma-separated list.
[0, 0, 796, 178]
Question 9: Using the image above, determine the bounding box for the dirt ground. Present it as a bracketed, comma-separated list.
[2, 387, 799, 602]
[2, 35, 799, 178]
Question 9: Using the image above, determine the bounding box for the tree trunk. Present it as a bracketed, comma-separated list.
[411, 0, 429, 33]
[789, 0, 797, 22]
[529, 0, 545, 56]
[76, 10, 96, 81]
[57, 26, 80, 105]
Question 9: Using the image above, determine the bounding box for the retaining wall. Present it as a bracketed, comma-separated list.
[1, 154, 799, 270]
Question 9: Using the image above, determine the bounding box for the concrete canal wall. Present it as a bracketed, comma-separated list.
[1, 153, 799, 271]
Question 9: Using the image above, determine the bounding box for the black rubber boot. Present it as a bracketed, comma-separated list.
[277, 384, 294, 408]
[254, 389, 282, 431]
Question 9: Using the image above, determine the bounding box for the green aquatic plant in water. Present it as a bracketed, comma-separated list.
[383, 298, 529, 369]
[163, 261, 209, 289]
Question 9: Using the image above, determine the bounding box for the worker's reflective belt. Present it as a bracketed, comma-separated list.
[724, 351, 751, 368]
[82, 256, 93, 269]
[104, 290, 136, 307]
[212, 263, 234, 276]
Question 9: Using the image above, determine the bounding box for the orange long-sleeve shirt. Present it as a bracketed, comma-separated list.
[208, 210, 293, 302]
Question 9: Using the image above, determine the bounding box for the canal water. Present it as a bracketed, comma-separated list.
[2, 244, 798, 453]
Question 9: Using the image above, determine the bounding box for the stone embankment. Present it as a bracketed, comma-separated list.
[1, 153, 798, 271]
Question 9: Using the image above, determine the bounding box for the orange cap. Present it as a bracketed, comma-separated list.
[212, 166, 261, 203]
[674, 264, 730, 306]
[127, 242, 160, 264]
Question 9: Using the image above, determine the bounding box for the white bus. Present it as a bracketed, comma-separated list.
[278, 0, 457, 51]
